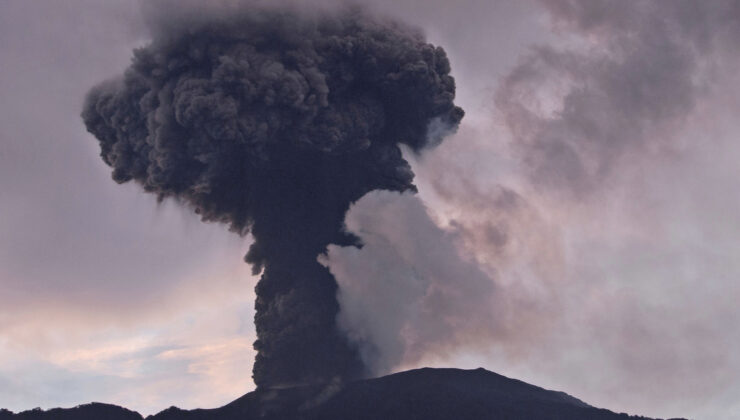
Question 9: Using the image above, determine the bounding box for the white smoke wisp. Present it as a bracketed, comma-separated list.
[321, 190, 562, 376]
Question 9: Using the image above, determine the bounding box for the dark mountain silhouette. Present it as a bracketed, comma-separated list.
[0, 403, 141, 420]
[0, 368, 686, 420]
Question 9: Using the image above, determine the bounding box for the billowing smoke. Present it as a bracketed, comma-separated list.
[81, 3, 463, 388]
[322, 187, 562, 377]
[320, 0, 740, 384]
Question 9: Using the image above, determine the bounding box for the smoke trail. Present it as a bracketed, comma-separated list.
[81, 4, 462, 387]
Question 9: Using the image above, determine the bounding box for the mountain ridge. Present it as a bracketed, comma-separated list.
[0, 367, 686, 420]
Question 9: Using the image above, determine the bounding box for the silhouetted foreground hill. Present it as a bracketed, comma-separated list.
[0, 368, 686, 420]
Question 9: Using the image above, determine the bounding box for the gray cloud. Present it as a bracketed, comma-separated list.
[496, 0, 740, 195]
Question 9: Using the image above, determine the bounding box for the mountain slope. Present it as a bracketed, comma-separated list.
[1, 368, 685, 420]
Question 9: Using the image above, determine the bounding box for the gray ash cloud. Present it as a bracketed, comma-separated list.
[82, 4, 463, 387]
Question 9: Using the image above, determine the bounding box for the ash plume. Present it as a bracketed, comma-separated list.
[81, 3, 463, 388]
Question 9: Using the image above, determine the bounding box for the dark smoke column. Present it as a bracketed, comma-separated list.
[82, 7, 463, 387]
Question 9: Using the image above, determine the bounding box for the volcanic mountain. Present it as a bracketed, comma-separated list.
[0, 367, 685, 420]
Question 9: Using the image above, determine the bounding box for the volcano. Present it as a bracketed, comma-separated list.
[0, 368, 685, 420]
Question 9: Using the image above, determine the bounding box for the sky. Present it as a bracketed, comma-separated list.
[1, 1, 739, 419]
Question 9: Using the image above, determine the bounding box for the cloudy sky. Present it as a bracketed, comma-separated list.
[2, 1, 740, 419]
